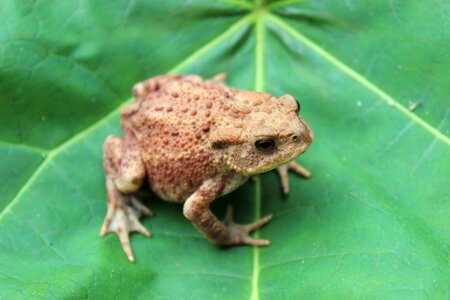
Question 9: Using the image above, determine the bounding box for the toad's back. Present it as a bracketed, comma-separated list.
[122, 76, 237, 202]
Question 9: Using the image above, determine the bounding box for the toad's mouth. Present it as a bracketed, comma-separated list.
[279, 141, 311, 167]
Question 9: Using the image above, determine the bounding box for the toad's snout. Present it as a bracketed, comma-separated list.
[301, 128, 314, 145]
[302, 118, 314, 141]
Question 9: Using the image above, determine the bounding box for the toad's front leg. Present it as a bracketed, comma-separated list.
[101, 133, 152, 262]
[277, 161, 311, 195]
[183, 173, 273, 246]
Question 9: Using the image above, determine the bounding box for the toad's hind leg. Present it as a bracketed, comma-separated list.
[101, 134, 153, 262]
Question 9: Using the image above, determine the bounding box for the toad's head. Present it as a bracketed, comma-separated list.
[210, 91, 313, 176]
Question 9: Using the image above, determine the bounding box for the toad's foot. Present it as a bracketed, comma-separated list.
[100, 196, 153, 262]
[277, 161, 311, 196]
[222, 205, 273, 246]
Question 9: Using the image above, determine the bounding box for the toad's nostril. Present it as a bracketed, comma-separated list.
[292, 135, 299, 141]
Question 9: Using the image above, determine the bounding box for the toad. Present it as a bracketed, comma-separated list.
[101, 74, 314, 262]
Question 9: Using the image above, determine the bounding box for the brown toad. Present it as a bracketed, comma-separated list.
[101, 74, 314, 262]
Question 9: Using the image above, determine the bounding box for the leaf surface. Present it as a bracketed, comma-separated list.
[1, 0, 449, 299]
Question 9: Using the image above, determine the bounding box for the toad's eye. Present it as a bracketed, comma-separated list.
[255, 139, 277, 153]
[294, 98, 301, 114]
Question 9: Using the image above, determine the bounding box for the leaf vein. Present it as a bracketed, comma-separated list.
[0, 13, 255, 225]
[250, 11, 266, 300]
[219, 0, 254, 10]
[169, 14, 253, 74]
[9, 211, 67, 261]
[260, 249, 396, 272]
[0, 141, 47, 154]
[266, 13, 450, 145]
[1, 39, 122, 101]
[159, 271, 249, 281]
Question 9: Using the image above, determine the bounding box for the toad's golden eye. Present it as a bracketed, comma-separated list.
[255, 139, 276, 152]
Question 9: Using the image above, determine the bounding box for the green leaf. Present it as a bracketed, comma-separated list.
[1, 0, 449, 298]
